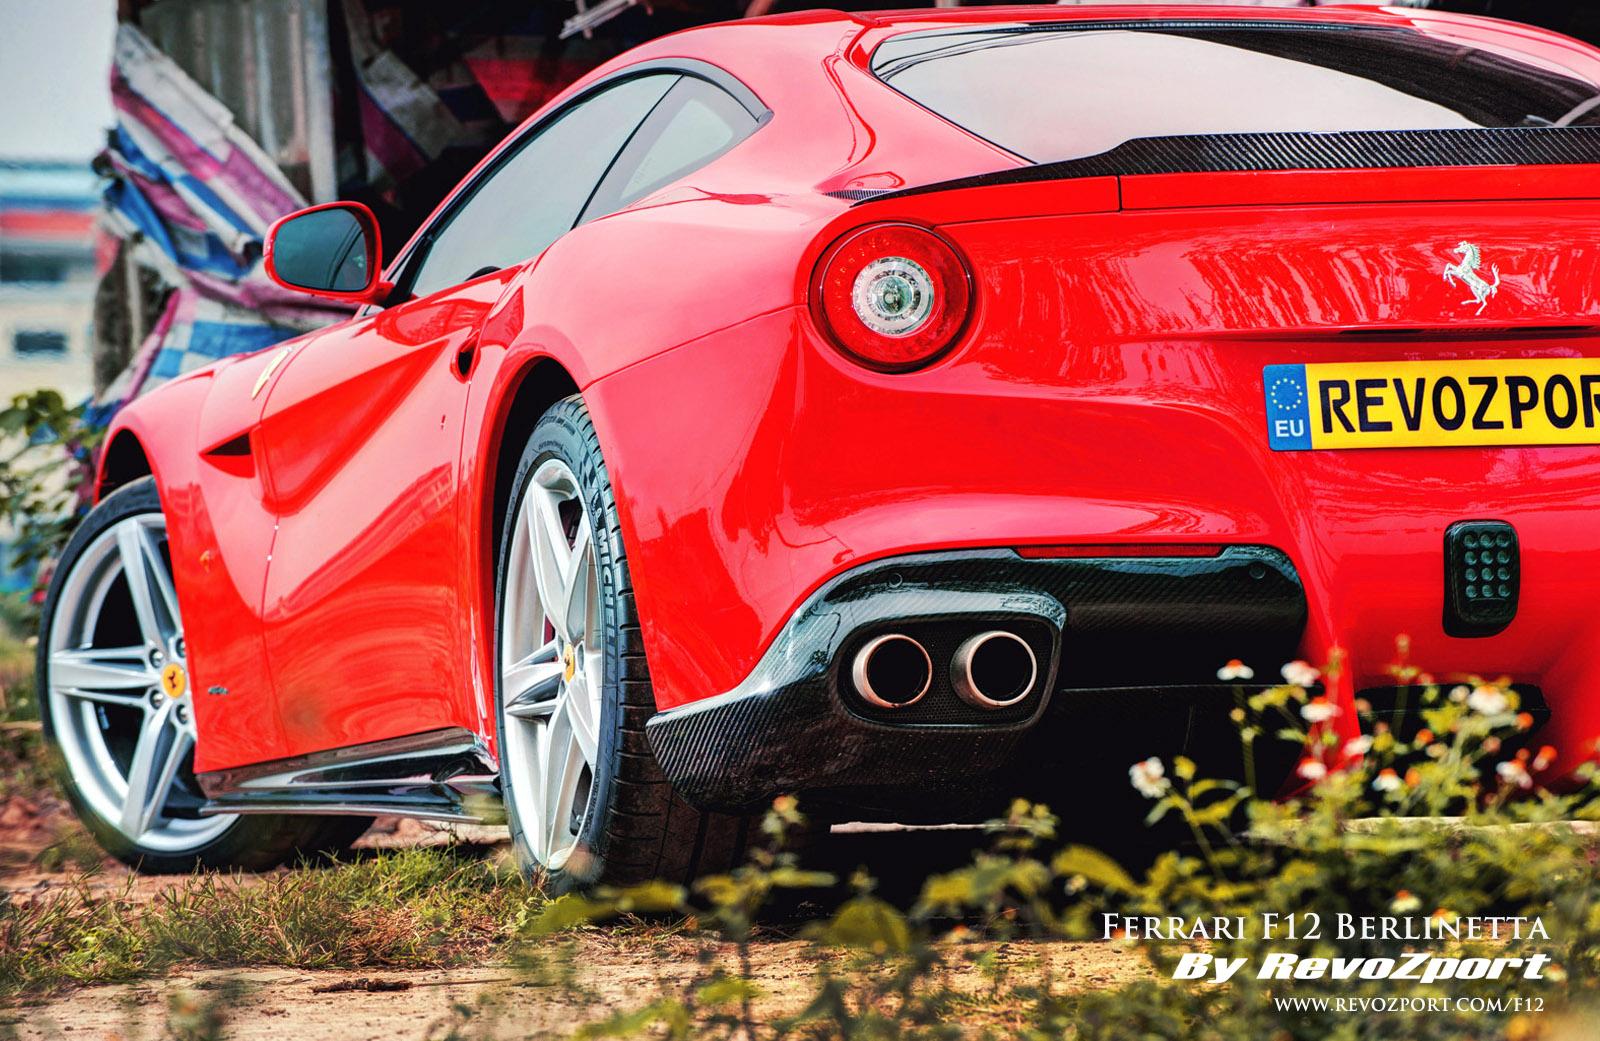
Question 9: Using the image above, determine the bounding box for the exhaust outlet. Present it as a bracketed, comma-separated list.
[951, 630, 1038, 709]
[851, 634, 932, 709]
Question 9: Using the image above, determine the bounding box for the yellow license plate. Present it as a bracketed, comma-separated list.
[1263, 359, 1600, 451]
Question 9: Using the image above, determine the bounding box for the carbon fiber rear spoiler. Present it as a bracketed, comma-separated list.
[844, 126, 1600, 204]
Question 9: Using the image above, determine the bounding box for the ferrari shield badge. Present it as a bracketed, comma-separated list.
[160, 662, 189, 700]
[1442, 242, 1501, 315]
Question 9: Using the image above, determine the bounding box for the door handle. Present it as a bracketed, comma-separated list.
[454, 332, 479, 379]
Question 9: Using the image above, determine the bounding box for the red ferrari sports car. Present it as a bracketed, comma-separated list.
[41, 3, 1600, 886]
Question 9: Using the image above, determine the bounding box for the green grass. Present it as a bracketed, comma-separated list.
[0, 620, 545, 1004]
[0, 622, 101, 875]
[0, 619, 47, 802]
[1, 847, 541, 1001]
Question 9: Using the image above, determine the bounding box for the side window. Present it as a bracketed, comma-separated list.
[581, 76, 758, 223]
[404, 74, 678, 299]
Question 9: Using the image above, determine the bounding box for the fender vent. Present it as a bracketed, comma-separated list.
[204, 433, 251, 457]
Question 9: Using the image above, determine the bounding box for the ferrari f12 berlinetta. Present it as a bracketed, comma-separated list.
[43, 4, 1600, 886]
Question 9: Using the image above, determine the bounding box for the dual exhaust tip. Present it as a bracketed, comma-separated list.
[851, 630, 1038, 711]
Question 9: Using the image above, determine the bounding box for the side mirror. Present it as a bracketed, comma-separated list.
[264, 202, 392, 304]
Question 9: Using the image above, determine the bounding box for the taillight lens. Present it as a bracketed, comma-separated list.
[812, 223, 972, 372]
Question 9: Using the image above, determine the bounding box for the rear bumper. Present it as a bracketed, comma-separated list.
[646, 545, 1305, 811]
[592, 301, 1600, 790]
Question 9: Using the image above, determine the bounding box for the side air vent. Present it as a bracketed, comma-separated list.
[201, 432, 255, 478]
[204, 433, 252, 457]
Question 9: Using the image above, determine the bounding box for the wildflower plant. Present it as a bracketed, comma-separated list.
[519, 645, 1600, 1040]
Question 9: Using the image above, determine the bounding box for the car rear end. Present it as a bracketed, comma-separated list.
[633, 9, 1600, 816]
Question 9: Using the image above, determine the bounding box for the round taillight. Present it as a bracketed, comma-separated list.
[812, 223, 972, 372]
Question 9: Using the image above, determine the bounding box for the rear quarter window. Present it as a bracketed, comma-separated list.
[872, 22, 1600, 163]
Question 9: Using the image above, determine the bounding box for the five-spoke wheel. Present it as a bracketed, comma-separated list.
[500, 458, 603, 870]
[44, 511, 233, 853]
[494, 397, 752, 890]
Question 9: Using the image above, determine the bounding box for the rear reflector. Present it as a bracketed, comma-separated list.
[1016, 544, 1225, 559]
[1443, 520, 1519, 638]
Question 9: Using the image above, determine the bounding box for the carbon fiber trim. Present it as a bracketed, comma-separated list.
[647, 546, 1305, 811]
[865, 127, 1600, 203]
[824, 188, 891, 202]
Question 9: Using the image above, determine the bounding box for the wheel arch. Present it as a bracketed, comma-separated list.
[97, 427, 155, 501]
[466, 354, 583, 760]
[484, 356, 583, 578]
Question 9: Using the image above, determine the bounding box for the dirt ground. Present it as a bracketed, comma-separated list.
[12, 939, 1149, 1040]
[2, 796, 1151, 1038]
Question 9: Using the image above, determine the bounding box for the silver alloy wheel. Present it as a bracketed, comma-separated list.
[46, 514, 234, 852]
[500, 458, 604, 871]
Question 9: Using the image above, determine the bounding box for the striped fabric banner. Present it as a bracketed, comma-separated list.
[98, 24, 350, 409]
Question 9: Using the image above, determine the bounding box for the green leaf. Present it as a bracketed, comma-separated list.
[817, 896, 914, 954]
[575, 998, 690, 1039]
[1145, 796, 1181, 826]
[767, 866, 836, 889]
[1050, 845, 1137, 893]
[612, 881, 686, 914]
[523, 893, 614, 936]
[918, 871, 976, 910]
[696, 975, 764, 1007]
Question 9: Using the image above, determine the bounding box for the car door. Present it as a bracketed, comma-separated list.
[253, 73, 682, 760]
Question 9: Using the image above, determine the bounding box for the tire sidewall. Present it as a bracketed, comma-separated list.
[494, 398, 625, 891]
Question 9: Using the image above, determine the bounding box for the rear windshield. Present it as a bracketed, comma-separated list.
[871, 22, 1600, 163]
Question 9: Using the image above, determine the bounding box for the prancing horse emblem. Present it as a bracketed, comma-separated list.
[1442, 241, 1501, 315]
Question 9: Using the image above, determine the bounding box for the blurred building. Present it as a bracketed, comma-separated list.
[0, 161, 100, 404]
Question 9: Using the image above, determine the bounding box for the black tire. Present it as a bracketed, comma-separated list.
[495, 396, 752, 891]
[38, 477, 371, 872]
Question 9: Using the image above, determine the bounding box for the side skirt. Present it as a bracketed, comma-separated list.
[195, 727, 504, 824]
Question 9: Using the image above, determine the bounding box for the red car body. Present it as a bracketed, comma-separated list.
[96, 5, 1600, 809]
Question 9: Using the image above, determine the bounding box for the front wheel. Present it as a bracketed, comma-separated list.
[38, 478, 367, 871]
[495, 396, 751, 891]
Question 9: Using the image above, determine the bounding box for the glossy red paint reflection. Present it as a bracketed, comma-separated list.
[93, 3, 1600, 787]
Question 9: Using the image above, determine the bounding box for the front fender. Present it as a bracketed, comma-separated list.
[100, 346, 300, 771]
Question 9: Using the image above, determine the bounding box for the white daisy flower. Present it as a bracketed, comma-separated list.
[1372, 769, 1403, 792]
[1496, 760, 1533, 790]
[1217, 659, 1255, 682]
[1343, 735, 1373, 757]
[1281, 660, 1321, 687]
[1129, 757, 1170, 799]
[1301, 697, 1339, 723]
[1467, 685, 1509, 716]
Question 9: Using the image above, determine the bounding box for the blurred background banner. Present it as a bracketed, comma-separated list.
[98, 21, 345, 411]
